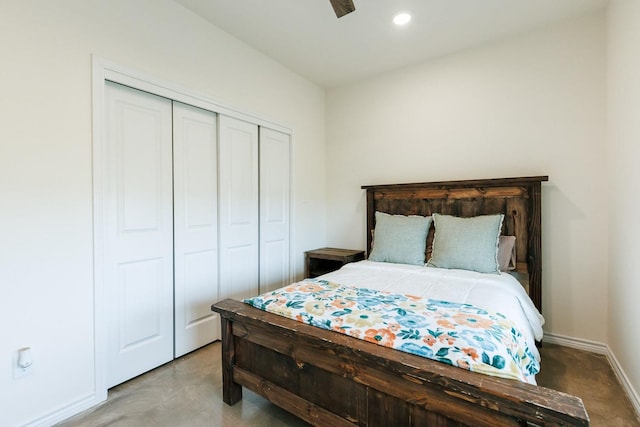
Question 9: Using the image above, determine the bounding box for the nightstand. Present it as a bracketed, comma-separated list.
[304, 247, 365, 278]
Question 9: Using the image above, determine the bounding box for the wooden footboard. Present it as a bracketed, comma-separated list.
[212, 299, 589, 426]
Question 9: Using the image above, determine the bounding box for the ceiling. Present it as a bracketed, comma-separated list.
[174, 0, 608, 88]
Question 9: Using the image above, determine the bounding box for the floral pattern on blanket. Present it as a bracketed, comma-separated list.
[244, 279, 539, 383]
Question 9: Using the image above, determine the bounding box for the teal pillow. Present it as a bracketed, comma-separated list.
[427, 213, 504, 274]
[368, 212, 431, 265]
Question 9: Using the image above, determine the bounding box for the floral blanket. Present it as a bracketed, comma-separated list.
[244, 279, 539, 383]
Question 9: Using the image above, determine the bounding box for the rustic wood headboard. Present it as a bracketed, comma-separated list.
[361, 176, 548, 314]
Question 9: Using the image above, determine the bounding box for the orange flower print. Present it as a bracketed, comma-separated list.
[452, 312, 493, 329]
[461, 347, 479, 361]
[332, 299, 355, 309]
[423, 335, 437, 346]
[297, 283, 324, 293]
[438, 333, 455, 346]
[437, 319, 455, 329]
[364, 328, 396, 347]
[331, 318, 344, 332]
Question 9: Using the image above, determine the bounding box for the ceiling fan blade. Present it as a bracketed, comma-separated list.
[329, 0, 355, 18]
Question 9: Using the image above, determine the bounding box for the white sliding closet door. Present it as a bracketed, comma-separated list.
[104, 81, 174, 388]
[173, 102, 220, 357]
[219, 116, 259, 301]
[259, 128, 291, 293]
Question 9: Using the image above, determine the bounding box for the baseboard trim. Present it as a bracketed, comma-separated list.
[606, 345, 640, 418]
[543, 332, 640, 419]
[543, 332, 608, 354]
[22, 393, 100, 427]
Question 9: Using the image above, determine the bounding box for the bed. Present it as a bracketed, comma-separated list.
[212, 176, 590, 426]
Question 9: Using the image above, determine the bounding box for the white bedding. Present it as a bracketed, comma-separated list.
[319, 260, 544, 362]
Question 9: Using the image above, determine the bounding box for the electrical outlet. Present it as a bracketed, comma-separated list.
[13, 352, 33, 379]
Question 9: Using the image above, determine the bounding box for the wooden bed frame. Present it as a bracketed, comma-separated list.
[212, 176, 590, 426]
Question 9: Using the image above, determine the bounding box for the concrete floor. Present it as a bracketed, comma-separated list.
[58, 342, 639, 427]
[537, 343, 639, 427]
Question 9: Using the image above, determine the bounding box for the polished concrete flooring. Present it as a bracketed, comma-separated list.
[58, 342, 639, 427]
[536, 344, 639, 426]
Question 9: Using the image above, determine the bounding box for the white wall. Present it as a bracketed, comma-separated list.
[3, 1, 637, 424]
[0, 1, 325, 425]
[607, 0, 640, 408]
[326, 12, 607, 342]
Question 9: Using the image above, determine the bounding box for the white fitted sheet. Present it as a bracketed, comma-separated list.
[319, 260, 544, 362]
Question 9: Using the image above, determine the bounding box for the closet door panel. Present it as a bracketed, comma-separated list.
[219, 116, 259, 301]
[104, 81, 174, 388]
[259, 128, 291, 293]
[173, 102, 220, 357]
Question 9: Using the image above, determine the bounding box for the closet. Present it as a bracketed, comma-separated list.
[102, 81, 290, 388]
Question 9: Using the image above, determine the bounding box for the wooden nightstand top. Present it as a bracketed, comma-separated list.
[304, 247, 365, 261]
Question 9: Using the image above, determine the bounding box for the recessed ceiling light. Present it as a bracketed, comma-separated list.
[393, 12, 411, 26]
